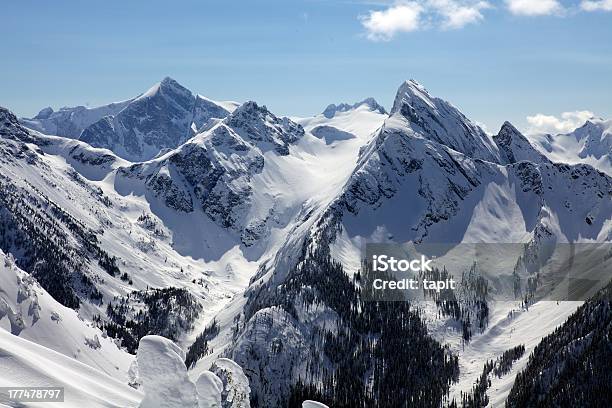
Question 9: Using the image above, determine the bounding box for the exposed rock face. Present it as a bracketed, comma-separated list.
[225, 101, 304, 156]
[494, 121, 550, 164]
[1, 107, 36, 143]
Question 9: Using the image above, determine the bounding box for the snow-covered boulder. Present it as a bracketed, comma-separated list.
[137, 335, 197, 408]
[196, 371, 223, 408]
[136, 336, 245, 408]
[210, 358, 251, 408]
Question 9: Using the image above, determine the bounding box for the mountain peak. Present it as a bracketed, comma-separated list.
[574, 118, 604, 135]
[156, 76, 190, 95]
[387, 79, 500, 162]
[1, 106, 34, 142]
[234, 100, 264, 114]
[322, 98, 386, 118]
[159, 76, 187, 91]
[136, 77, 191, 102]
[500, 120, 520, 134]
[494, 120, 550, 164]
[34, 107, 54, 120]
[390, 79, 434, 115]
[225, 101, 304, 155]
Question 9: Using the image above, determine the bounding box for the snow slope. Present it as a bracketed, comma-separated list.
[0, 321, 141, 408]
[0, 250, 133, 378]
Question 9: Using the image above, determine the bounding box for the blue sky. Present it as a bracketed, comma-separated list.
[1, 0, 611, 133]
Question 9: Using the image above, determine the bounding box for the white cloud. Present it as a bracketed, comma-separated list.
[360, 1, 490, 40]
[581, 0, 612, 11]
[506, 0, 563, 16]
[431, 0, 491, 29]
[360, 3, 424, 41]
[526, 110, 595, 134]
[360, 2, 423, 41]
[361, 0, 612, 40]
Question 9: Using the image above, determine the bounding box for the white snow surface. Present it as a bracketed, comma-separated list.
[131, 335, 245, 408]
[137, 335, 198, 408]
[0, 326, 141, 408]
[0, 250, 133, 379]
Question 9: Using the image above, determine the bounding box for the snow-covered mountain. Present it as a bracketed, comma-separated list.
[0, 248, 132, 377]
[20, 78, 233, 162]
[19, 100, 133, 139]
[215, 81, 610, 406]
[1, 78, 610, 408]
[494, 121, 551, 164]
[117, 100, 305, 246]
[528, 118, 612, 176]
[322, 97, 387, 118]
[79, 78, 231, 161]
[389, 80, 500, 163]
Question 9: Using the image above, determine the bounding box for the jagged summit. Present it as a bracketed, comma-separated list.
[322, 97, 386, 118]
[135, 76, 193, 103]
[232, 100, 266, 115]
[496, 121, 526, 141]
[33, 107, 54, 119]
[225, 100, 304, 155]
[493, 121, 550, 164]
[388, 79, 500, 163]
[390, 79, 432, 115]
[161, 75, 177, 85]
[141, 76, 191, 99]
[1, 106, 34, 142]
